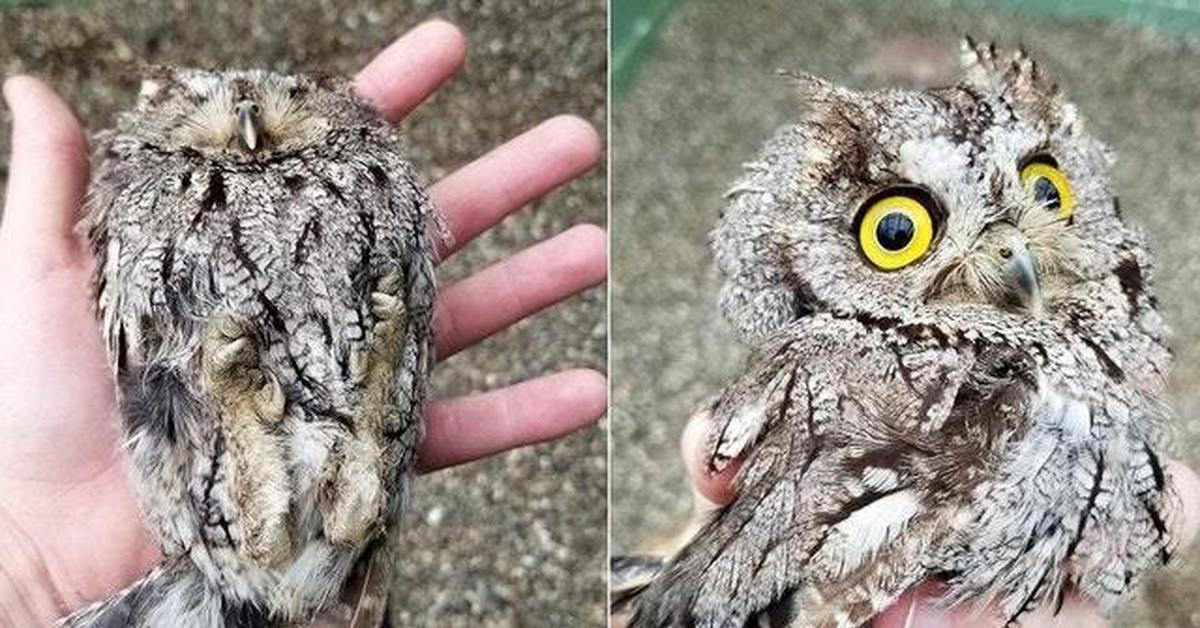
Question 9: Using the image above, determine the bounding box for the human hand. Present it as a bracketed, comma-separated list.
[676, 411, 1200, 627]
[0, 19, 605, 625]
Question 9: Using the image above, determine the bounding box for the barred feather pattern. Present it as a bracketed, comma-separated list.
[62, 68, 437, 627]
[624, 40, 1176, 628]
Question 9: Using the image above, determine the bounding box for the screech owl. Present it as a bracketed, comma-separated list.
[616, 40, 1180, 627]
[61, 67, 437, 627]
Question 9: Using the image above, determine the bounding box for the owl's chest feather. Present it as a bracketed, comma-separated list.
[944, 341, 1170, 613]
[101, 152, 414, 383]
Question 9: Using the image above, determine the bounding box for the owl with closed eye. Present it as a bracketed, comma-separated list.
[61, 67, 437, 627]
[616, 40, 1180, 627]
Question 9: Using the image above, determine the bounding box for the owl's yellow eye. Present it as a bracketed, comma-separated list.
[856, 193, 937, 271]
[1020, 159, 1075, 221]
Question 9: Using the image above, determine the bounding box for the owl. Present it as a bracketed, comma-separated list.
[617, 40, 1179, 627]
[60, 67, 437, 627]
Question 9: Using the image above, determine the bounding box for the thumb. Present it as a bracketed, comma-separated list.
[681, 408, 743, 507]
[1, 75, 88, 260]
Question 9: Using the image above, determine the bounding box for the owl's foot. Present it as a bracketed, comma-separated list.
[346, 272, 406, 383]
[320, 437, 385, 544]
[201, 312, 293, 565]
[321, 273, 409, 545]
[202, 315, 286, 421]
[370, 291, 404, 324]
[353, 272, 408, 377]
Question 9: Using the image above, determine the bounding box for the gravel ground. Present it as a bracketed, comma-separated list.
[0, 1, 606, 625]
[612, 1, 1200, 625]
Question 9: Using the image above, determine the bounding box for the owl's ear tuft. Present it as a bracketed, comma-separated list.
[959, 38, 1053, 91]
[778, 69, 862, 114]
[958, 35, 994, 76]
[138, 79, 164, 105]
[958, 38, 1068, 128]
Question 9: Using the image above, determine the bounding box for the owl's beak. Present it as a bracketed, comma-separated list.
[235, 100, 262, 152]
[998, 232, 1043, 317]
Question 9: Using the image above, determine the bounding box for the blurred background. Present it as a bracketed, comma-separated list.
[612, 0, 1200, 625]
[0, 0, 606, 625]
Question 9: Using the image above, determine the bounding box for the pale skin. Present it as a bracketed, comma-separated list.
[677, 411, 1200, 628]
[0, 20, 607, 626]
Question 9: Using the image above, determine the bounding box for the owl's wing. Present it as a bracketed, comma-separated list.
[628, 315, 994, 628]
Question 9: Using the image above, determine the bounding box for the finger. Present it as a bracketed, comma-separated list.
[680, 409, 742, 507]
[872, 581, 1108, 628]
[873, 580, 958, 628]
[433, 224, 606, 360]
[354, 19, 467, 122]
[416, 368, 606, 473]
[1018, 594, 1108, 628]
[0, 76, 88, 258]
[1166, 459, 1200, 549]
[430, 115, 601, 258]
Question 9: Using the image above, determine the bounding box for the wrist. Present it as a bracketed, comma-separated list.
[0, 506, 70, 627]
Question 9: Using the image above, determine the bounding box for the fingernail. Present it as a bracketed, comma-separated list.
[2, 75, 31, 111]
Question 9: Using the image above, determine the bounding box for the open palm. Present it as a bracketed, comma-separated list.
[0, 20, 606, 625]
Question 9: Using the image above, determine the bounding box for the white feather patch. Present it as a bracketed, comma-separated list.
[897, 136, 970, 184]
[828, 489, 923, 576]
[1038, 386, 1093, 441]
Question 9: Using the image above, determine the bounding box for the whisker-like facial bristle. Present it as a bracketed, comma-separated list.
[152, 72, 337, 156]
[927, 241, 1031, 310]
[1015, 200, 1087, 283]
[173, 84, 239, 150]
[260, 86, 331, 151]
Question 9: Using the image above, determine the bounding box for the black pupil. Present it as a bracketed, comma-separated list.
[876, 212, 915, 252]
[1032, 177, 1061, 209]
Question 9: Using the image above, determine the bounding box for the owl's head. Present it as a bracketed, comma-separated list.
[716, 40, 1152, 341]
[117, 67, 368, 158]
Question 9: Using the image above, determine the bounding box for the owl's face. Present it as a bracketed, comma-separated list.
[716, 41, 1151, 340]
[119, 68, 361, 159]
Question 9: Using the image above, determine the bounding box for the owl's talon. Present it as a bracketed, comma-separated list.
[203, 314, 259, 380]
[370, 292, 402, 319]
[348, 346, 370, 383]
[216, 315, 247, 340]
[376, 272, 402, 295]
[254, 374, 286, 421]
[211, 336, 253, 370]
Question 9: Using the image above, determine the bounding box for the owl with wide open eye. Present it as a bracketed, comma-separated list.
[618, 39, 1175, 628]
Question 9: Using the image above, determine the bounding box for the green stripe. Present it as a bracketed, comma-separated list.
[612, 0, 681, 99]
[969, 0, 1200, 35]
[0, 0, 86, 7]
[613, 0, 1200, 100]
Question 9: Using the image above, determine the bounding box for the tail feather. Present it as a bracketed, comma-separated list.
[56, 566, 170, 628]
[56, 562, 271, 628]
